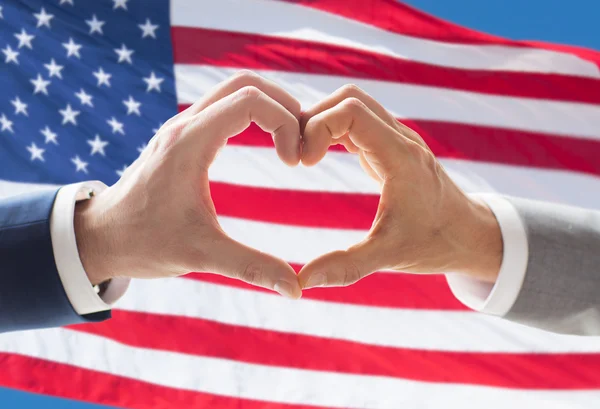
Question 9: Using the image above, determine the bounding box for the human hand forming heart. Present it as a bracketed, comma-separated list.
[74, 71, 503, 300]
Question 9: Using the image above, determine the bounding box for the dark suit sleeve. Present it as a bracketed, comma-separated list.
[0, 188, 110, 333]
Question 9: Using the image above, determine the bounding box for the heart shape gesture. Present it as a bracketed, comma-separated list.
[75, 71, 502, 300]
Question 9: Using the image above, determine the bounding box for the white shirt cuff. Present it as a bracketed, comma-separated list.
[446, 194, 528, 316]
[50, 182, 130, 315]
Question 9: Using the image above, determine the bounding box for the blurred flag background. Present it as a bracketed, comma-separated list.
[1, 0, 599, 408]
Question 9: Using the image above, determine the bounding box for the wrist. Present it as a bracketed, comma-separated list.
[74, 197, 114, 286]
[455, 197, 503, 283]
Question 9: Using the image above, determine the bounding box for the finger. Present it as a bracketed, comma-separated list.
[178, 86, 301, 166]
[302, 84, 397, 130]
[165, 70, 302, 130]
[205, 231, 301, 299]
[335, 133, 360, 154]
[301, 84, 430, 156]
[298, 238, 381, 289]
[302, 98, 408, 173]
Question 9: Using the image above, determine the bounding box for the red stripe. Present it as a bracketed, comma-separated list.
[180, 106, 600, 178]
[171, 26, 600, 105]
[0, 354, 325, 409]
[184, 270, 467, 310]
[281, 0, 511, 45]
[282, 0, 600, 69]
[70, 310, 600, 389]
[211, 181, 378, 230]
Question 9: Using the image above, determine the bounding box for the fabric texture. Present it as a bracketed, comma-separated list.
[0, 189, 110, 333]
[505, 197, 600, 335]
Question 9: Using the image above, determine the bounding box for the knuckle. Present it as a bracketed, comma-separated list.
[341, 97, 367, 114]
[240, 261, 265, 285]
[231, 69, 259, 84]
[154, 122, 186, 153]
[341, 259, 362, 287]
[237, 85, 263, 102]
[338, 83, 364, 98]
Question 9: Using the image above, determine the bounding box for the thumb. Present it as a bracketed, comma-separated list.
[204, 232, 302, 299]
[298, 238, 381, 289]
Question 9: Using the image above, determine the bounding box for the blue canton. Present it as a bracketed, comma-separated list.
[0, 0, 177, 185]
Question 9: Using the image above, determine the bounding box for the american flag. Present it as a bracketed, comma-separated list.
[1, 0, 600, 408]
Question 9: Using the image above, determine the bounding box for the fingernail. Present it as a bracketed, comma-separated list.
[304, 273, 326, 289]
[274, 281, 296, 299]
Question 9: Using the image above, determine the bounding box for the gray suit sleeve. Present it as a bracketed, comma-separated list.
[503, 196, 600, 335]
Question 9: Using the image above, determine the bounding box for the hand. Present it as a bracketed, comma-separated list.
[297, 85, 503, 289]
[74, 71, 303, 299]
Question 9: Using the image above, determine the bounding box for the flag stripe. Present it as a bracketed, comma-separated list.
[283, 0, 600, 55]
[1, 329, 599, 409]
[114, 278, 600, 353]
[170, 0, 600, 78]
[174, 65, 600, 140]
[72, 310, 600, 389]
[208, 147, 600, 210]
[284, 0, 600, 74]
[210, 181, 378, 230]
[171, 26, 600, 105]
[195, 117, 600, 178]
[0, 354, 322, 409]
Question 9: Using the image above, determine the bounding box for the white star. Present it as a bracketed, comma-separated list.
[138, 19, 159, 39]
[33, 8, 54, 28]
[0, 114, 14, 133]
[0, 5, 3, 19]
[11, 97, 28, 116]
[44, 59, 64, 79]
[2, 45, 19, 64]
[113, 0, 128, 10]
[59, 104, 80, 126]
[27, 142, 45, 161]
[30, 74, 51, 95]
[71, 155, 88, 173]
[114, 43, 134, 64]
[123, 96, 141, 115]
[87, 134, 108, 156]
[60, 0, 74, 5]
[75, 88, 93, 107]
[137, 143, 147, 154]
[116, 164, 128, 177]
[62, 37, 82, 58]
[93, 67, 111, 87]
[107, 117, 124, 135]
[14, 29, 35, 49]
[41, 126, 58, 144]
[143, 71, 164, 92]
[86, 14, 105, 35]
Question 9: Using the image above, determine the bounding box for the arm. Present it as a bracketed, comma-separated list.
[1, 72, 304, 333]
[503, 196, 600, 334]
[0, 188, 110, 333]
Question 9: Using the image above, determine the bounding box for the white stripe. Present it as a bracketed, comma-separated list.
[113, 278, 600, 354]
[175, 65, 600, 140]
[209, 146, 600, 210]
[0, 329, 596, 408]
[171, 0, 600, 79]
[218, 214, 366, 264]
[3, 145, 600, 211]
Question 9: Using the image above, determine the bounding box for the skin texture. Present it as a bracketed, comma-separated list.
[75, 72, 503, 300]
[74, 71, 304, 299]
[297, 84, 503, 290]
